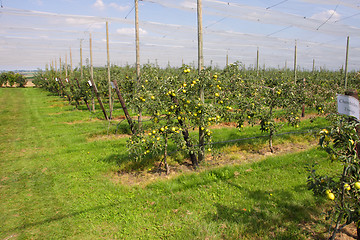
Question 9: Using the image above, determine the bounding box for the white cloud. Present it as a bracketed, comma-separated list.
[92, 1, 129, 12]
[30, 0, 43, 6]
[116, 28, 148, 36]
[65, 17, 104, 29]
[93, 0, 105, 10]
[181, 0, 197, 9]
[310, 10, 341, 22]
[109, 3, 130, 12]
[299, 0, 360, 10]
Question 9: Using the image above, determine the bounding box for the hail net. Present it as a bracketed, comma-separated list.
[0, 0, 359, 70]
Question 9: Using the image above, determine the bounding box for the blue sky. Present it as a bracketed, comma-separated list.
[0, 0, 359, 71]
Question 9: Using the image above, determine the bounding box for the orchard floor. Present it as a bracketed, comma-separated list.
[0, 87, 358, 239]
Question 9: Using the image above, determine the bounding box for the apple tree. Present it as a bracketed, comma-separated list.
[307, 113, 360, 240]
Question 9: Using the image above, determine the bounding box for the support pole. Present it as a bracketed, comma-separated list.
[197, 0, 203, 166]
[65, 53, 68, 78]
[59, 57, 62, 75]
[312, 59, 315, 73]
[135, 0, 142, 131]
[135, 0, 140, 80]
[344, 36, 350, 89]
[80, 40, 83, 79]
[256, 47, 260, 75]
[294, 40, 297, 83]
[70, 47, 73, 75]
[106, 21, 112, 119]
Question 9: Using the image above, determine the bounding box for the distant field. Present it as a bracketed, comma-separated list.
[22, 71, 36, 87]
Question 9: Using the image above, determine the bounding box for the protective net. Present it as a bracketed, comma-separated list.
[0, 0, 359, 70]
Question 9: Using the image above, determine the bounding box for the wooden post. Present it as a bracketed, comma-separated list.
[135, 0, 140, 80]
[80, 40, 83, 78]
[78, 39, 90, 110]
[65, 53, 68, 78]
[294, 40, 297, 83]
[312, 59, 315, 73]
[90, 33, 108, 120]
[302, 78, 306, 117]
[70, 47, 73, 75]
[112, 80, 136, 135]
[344, 36, 350, 89]
[88, 37, 95, 111]
[197, 0, 203, 166]
[59, 57, 62, 75]
[135, 0, 142, 131]
[106, 21, 113, 119]
[226, 52, 229, 66]
[256, 47, 260, 75]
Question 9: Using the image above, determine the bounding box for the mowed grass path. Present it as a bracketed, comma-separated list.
[0, 88, 336, 239]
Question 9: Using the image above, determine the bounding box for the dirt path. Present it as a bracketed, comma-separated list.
[111, 137, 318, 187]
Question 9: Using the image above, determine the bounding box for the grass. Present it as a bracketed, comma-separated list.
[0, 88, 339, 239]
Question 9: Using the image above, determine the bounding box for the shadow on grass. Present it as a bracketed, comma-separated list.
[101, 152, 163, 172]
[4, 202, 122, 233]
[99, 139, 183, 171]
[101, 153, 129, 166]
[208, 180, 327, 239]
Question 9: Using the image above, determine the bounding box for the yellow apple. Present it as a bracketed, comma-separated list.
[327, 192, 335, 200]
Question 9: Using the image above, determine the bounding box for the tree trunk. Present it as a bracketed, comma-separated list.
[171, 96, 198, 168]
[301, 78, 306, 117]
[345, 89, 360, 240]
[269, 105, 274, 153]
[58, 78, 65, 97]
[164, 135, 169, 175]
[75, 78, 91, 112]
[301, 104, 305, 118]
[269, 130, 274, 153]
[329, 213, 344, 240]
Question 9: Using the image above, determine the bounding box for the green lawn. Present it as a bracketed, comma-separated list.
[0, 88, 337, 239]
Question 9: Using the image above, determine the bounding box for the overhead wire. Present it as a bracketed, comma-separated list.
[334, 12, 360, 23]
[205, 16, 228, 29]
[266, 25, 293, 37]
[1, 1, 359, 70]
[266, 0, 289, 10]
[124, 4, 135, 19]
[316, 2, 341, 30]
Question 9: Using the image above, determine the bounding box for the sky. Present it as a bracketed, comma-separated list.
[0, 0, 359, 71]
